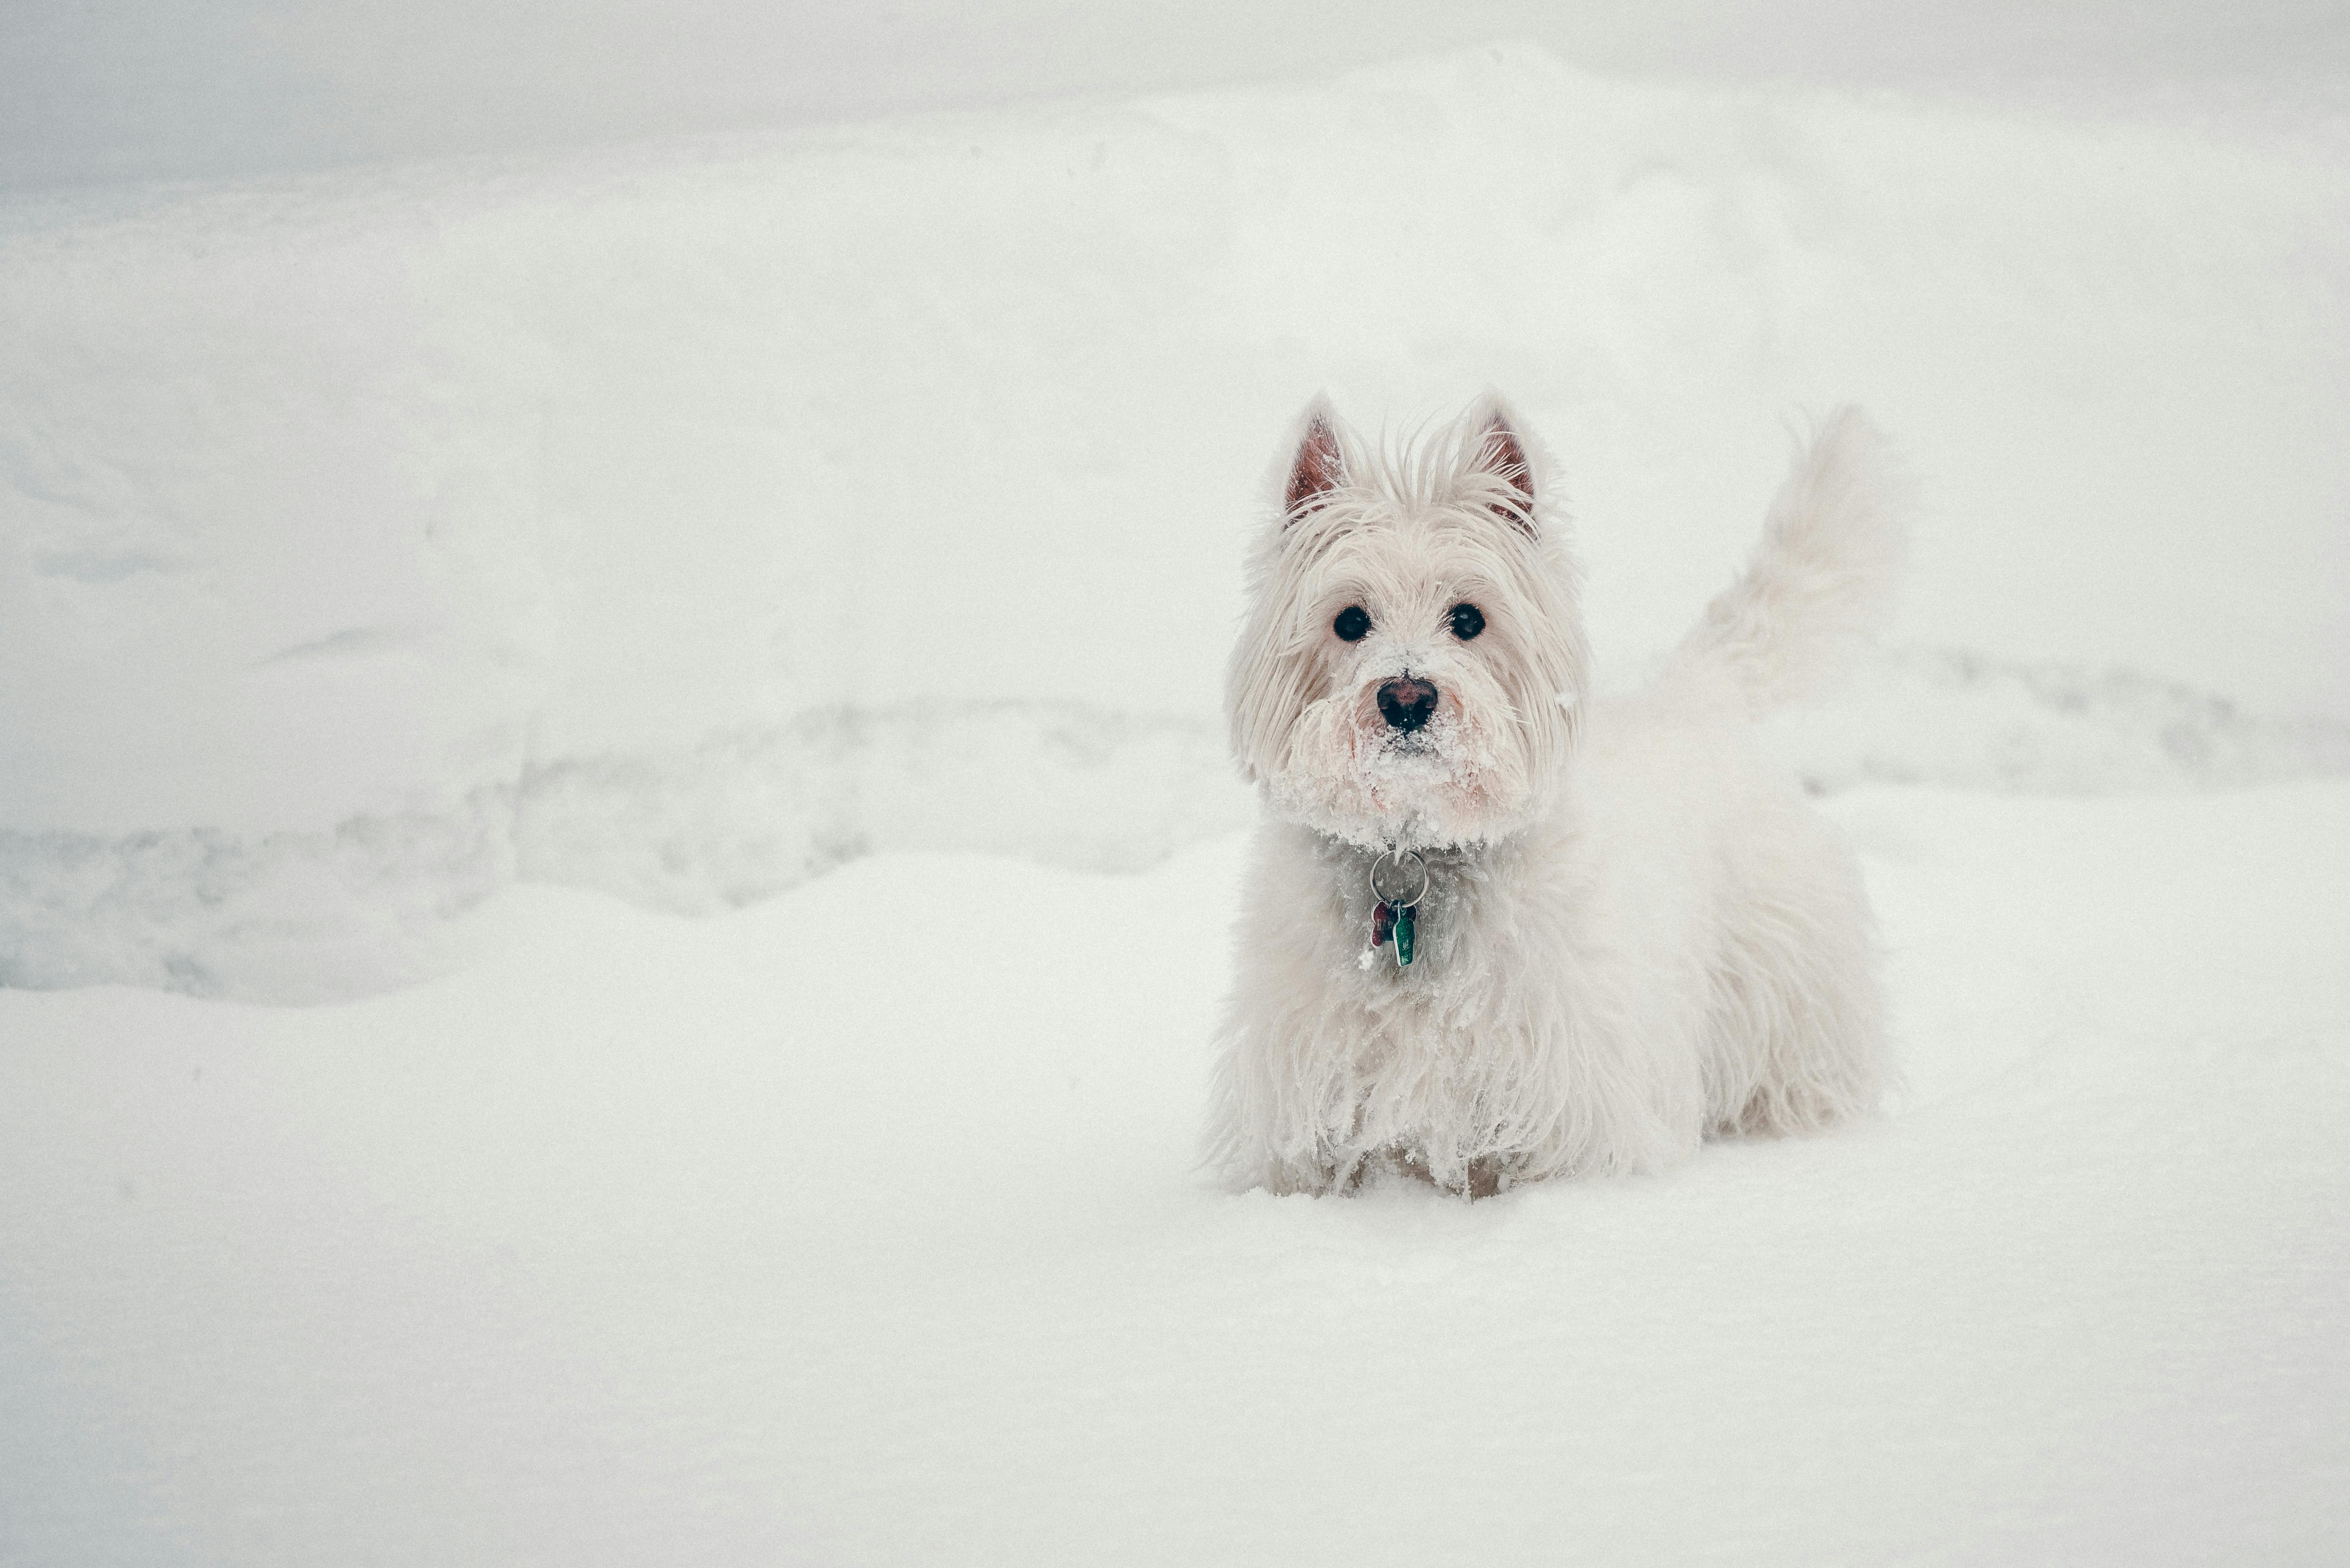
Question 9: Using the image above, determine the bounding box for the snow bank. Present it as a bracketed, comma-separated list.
[511, 699, 1246, 913]
[4, 46, 2347, 996]
[3, 783, 2345, 1563]
[1771, 645, 2350, 795]
[8, 656, 2343, 998]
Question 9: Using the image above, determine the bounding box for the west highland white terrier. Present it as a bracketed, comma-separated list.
[1206, 396, 1908, 1197]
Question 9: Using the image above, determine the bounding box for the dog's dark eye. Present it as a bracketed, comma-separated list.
[1333, 606, 1371, 642]
[1450, 603, 1486, 640]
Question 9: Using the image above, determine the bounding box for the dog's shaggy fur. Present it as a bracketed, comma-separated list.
[1207, 395, 1909, 1196]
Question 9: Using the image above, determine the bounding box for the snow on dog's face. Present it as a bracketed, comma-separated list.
[1227, 395, 1591, 851]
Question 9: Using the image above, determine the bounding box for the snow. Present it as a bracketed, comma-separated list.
[5, 22, 2349, 1558]
[4, 781, 2346, 1563]
[4, 46, 2347, 997]
[10, 0, 2348, 189]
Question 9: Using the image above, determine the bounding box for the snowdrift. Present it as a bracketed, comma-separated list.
[4, 46, 2348, 997]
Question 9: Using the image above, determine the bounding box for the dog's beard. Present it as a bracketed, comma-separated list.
[1270, 686, 1539, 851]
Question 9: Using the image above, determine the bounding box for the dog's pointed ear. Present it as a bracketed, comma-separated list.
[1467, 396, 1537, 537]
[1280, 394, 1348, 524]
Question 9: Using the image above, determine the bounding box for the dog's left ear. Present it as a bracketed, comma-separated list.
[1466, 397, 1537, 537]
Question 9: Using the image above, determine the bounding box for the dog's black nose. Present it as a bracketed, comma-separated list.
[1377, 678, 1439, 732]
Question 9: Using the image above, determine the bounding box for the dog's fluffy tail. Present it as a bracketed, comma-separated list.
[1672, 406, 1910, 715]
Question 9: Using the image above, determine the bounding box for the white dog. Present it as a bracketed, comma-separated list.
[1206, 396, 1907, 1197]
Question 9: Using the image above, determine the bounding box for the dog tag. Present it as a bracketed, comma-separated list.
[1368, 848, 1429, 970]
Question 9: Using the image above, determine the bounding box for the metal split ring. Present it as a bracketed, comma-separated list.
[1368, 847, 1430, 909]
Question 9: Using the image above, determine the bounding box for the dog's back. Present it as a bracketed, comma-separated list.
[1574, 413, 1912, 1148]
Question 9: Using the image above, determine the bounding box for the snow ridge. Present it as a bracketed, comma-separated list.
[4, 656, 2345, 1001]
[1772, 648, 2350, 795]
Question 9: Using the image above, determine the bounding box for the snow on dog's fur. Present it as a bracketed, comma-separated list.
[1208, 394, 1909, 1196]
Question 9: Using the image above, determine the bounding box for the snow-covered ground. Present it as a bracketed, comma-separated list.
[4, 782, 2345, 1563]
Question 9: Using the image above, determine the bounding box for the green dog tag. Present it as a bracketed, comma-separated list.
[1369, 848, 1428, 970]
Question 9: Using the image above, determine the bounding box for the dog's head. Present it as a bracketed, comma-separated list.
[1227, 394, 1591, 851]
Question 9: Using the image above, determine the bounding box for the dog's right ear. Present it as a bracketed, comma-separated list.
[1280, 394, 1348, 524]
